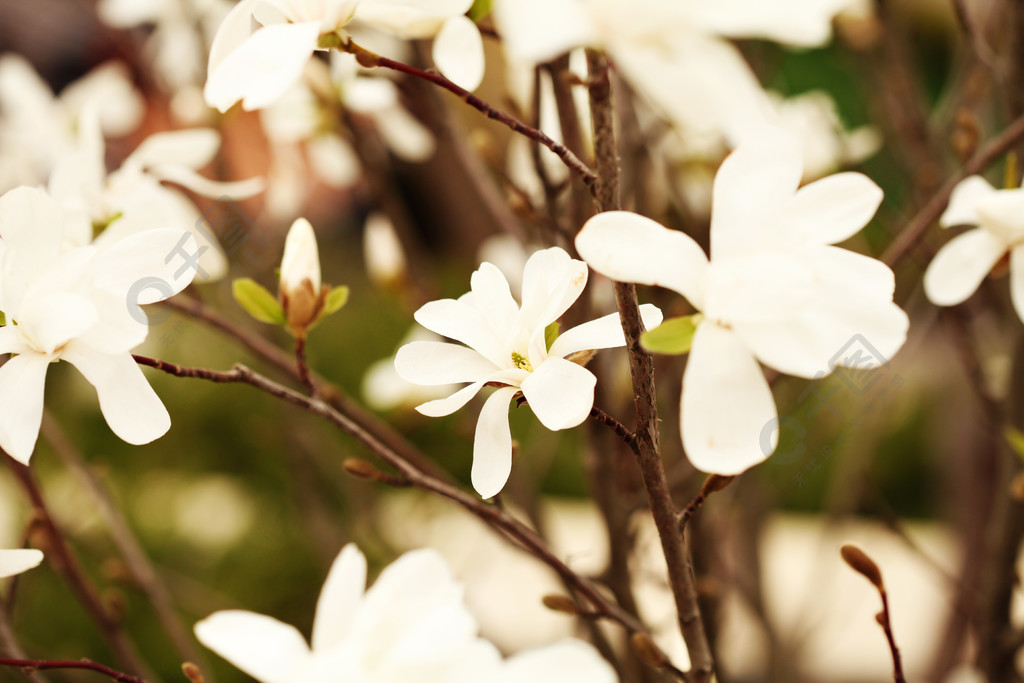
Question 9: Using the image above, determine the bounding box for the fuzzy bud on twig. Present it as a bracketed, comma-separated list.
[542, 594, 580, 615]
[840, 544, 885, 590]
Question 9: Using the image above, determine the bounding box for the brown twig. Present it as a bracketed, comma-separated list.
[294, 336, 316, 396]
[588, 406, 639, 455]
[0, 657, 146, 682]
[840, 545, 906, 683]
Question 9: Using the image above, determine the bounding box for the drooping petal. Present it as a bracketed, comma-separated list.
[681, 322, 776, 475]
[204, 21, 322, 112]
[149, 164, 266, 200]
[548, 304, 663, 358]
[414, 367, 525, 417]
[0, 549, 43, 579]
[940, 175, 996, 228]
[62, 345, 171, 445]
[576, 211, 709, 308]
[770, 172, 883, 246]
[923, 227, 1006, 306]
[709, 129, 803, 260]
[195, 610, 312, 683]
[311, 544, 366, 652]
[413, 299, 505, 366]
[394, 341, 500, 385]
[124, 129, 220, 171]
[93, 229, 201, 302]
[0, 352, 50, 464]
[493, 640, 617, 683]
[1010, 245, 1024, 325]
[520, 356, 595, 430]
[433, 16, 485, 91]
[471, 386, 519, 498]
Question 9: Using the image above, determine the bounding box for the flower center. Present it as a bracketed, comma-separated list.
[511, 351, 533, 372]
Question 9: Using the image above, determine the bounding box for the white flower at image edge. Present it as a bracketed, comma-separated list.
[394, 247, 662, 498]
[576, 133, 908, 476]
[195, 543, 616, 683]
[0, 187, 198, 464]
[923, 175, 1024, 321]
[0, 548, 42, 578]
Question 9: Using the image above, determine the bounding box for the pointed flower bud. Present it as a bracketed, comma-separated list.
[279, 217, 324, 336]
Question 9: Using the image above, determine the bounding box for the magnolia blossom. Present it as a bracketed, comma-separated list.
[205, 0, 483, 112]
[395, 247, 661, 498]
[0, 187, 199, 463]
[923, 175, 1024, 322]
[196, 543, 615, 682]
[0, 549, 43, 578]
[576, 132, 908, 475]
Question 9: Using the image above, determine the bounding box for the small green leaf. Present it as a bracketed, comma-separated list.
[544, 322, 560, 351]
[1006, 426, 1024, 465]
[233, 278, 285, 325]
[0, 310, 6, 326]
[468, 0, 492, 21]
[322, 285, 349, 316]
[640, 314, 702, 355]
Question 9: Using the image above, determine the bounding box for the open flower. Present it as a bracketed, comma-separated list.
[195, 543, 615, 682]
[0, 187, 199, 463]
[576, 131, 908, 475]
[923, 175, 1024, 322]
[394, 246, 661, 498]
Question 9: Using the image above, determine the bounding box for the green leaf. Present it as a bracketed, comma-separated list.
[640, 314, 702, 355]
[1006, 426, 1024, 465]
[468, 0, 492, 21]
[322, 285, 349, 316]
[233, 278, 285, 325]
[544, 321, 560, 351]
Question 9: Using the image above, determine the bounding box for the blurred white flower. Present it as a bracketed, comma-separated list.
[394, 246, 662, 497]
[0, 548, 43, 578]
[363, 211, 407, 289]
[0, 187, 200, 463]
[576, 130, 907, 475]
[195, 543, 615, 682]
[923, 175, 1024, 322]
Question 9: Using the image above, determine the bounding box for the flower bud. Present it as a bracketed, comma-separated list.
[279, 218, 323, 336]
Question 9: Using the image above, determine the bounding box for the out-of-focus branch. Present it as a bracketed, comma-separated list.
[0, 657, 146, 683]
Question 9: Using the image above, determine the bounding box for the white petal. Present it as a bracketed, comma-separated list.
[0, 327, 31, 356]
[62, 346, 171, 445]
[695, 0, 852, 48]
[307, 134, 361, 187]
[413, 299, 504, 366]
[549, 304, 663, 358]
[207, 0, 264, 73]
[394, 341, 499, 386]
[709, 130, 803, 260]
[95, 229, 202, 302]
[492, 0, 595, 63]
[149, 164, 266, 200]
[975, 190, 1024, 245]
[195, 610, 312, 683]
[681, 323, 775, 475]
[280, 218, 321, 295]
[940, 175, 996, 228]
[518, 247, 587, 332]
[0, 186, 64, 274]
[467, 262, 519, 342]
[204, 22, 321, 112]
[520, 357, 596, 430]
[923, 228, 1006, 306]
[311, 544, 366, 652]
[703, 251, 815, 325]
[772, 172, 883, 246]
[414, 369, 525, 416]
[125, 129, 220, 171]
[433, 16, 485, 91]
[17, 292, 98, 354]
[576, 212, 708, 308]
[0, 352, 50, 464]
[471, 386, 519, 498]
[1010, 246, 1024, 325]
[0, 549, 43, 579]
[494, 640, 616, 683]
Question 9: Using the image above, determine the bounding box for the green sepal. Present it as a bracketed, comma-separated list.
[640, 314, 702, 355]
[1006, 426, 1024, 465]
[544, 322, 560, 351]
[468, 0, 492, 20]
[0, 310, 6, 326]
[233, 278, 285, 325]
[322, 285, 350, 316]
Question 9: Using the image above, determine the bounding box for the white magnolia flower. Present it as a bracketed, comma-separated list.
[395, 246, 662, 498]
[0, 187, 200, 464]
[923, 175, 1024, 322]
[48, 110, 263, 280]
[195, 543, 615, 683]
[576, 132, 908, 475]
[0, 549, 43, 578]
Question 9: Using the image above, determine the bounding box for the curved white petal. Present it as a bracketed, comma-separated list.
[710, 130, 803, 260]
[548, 304, 663, 358]
[208, 0, 264, 73]
[0, 352, 50, 464]
[576, 211, 709, 308]
[0, 549, 43, 579]
[1010, 246, 1024, 325]
[0, 186, 64, 278]
[518, 247, 587, 332]
[125, 129, 220, 171]
[394, 341, 500, 386]
[940, 175, 996, 228]
[467, 261, 519, 335]
[923, 228, 1006, 306]
[494, 640, 616, 683]
[975, 190, 1024, 245]
[195, 610, 312, 683]
[312, 543, 366, 652]
[772, 172, 883, 246]
[695, 0, 851, 48]
[0, 327, 31, 356]
[150, 164, 266, 200]
[204, 22, 321, 112]
[681, 323, 775, 475]
[520, 357, 595, 430]
[703, 251, 815, 325]
[810, 245, 895, 299]
[413, 299, 504, 366]
[433, 16, 485, 91]
[416, 381, 488, 417]
[94, 229, 201, 302]
[18, 292, 98, 355]
[62, 346, 171, 445]
[471, 386, 519, 498]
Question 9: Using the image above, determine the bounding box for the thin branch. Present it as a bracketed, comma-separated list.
[294, 336, 316, 396]
[588, 406, 639, 455]
[0, 657, 146, 683]
[339, 38, 598, 192]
